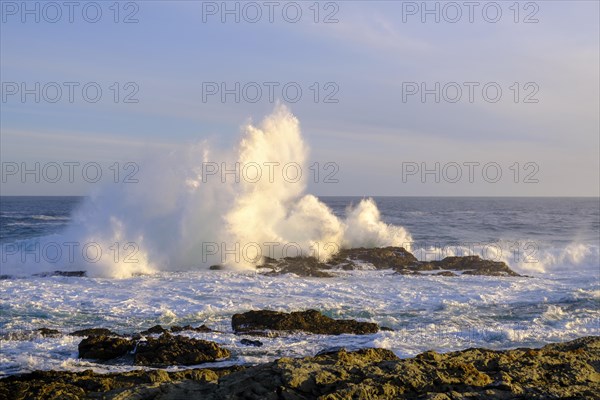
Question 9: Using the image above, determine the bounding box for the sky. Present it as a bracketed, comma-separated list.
[1, 0, 599, 196]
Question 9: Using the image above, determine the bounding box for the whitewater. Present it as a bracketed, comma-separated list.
[0, 107, 598, 376]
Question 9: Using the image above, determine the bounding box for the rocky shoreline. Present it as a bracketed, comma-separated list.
[1, 335, 598, 399]
[1, 251, 558, 399]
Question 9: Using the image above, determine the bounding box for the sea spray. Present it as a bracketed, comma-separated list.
[1, 105, 412, 277]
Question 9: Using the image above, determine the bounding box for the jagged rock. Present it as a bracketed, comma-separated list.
[170, 324, 213, 333]
[134, 332, 230, 367]
[240, 339, 263, 347]
[261, 257, 335, 277]
[330, 247, 419, 269]
[431, 256, 521, 276]
[140, 325, 167, 335]
[78, 336, 135, 361]
[232, 309, 380, 335]
[77, 333, 230, 366]
[256, 247, 521, 277]
[0, 367, 237, 400]
[36, 328, 60, 337]
[3, 337, 599, 399]
[70, 328, 120, 337]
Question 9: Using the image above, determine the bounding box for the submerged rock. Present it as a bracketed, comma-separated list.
[32, 271, 86, 277]
[6, 336, 598, 399]
[240, 338, 263, 347]
[134, 332, 230, 366]
[35, 328, 61, 337]
[232, 309, 380, 335]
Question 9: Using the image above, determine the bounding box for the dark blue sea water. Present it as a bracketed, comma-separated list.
[3, 196, 599, 248]
[0, 196, 83, 242]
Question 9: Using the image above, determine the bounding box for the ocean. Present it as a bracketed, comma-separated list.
[0, 196, 598, 376]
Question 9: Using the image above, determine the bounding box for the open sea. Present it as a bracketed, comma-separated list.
[1, 196, 598, 376]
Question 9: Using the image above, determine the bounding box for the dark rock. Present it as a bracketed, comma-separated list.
[134, 332, 230, 367]
[316, 346, 347, 356]
[431, 256, 521, 276]
[36, 328, 60, 337]
[53, 270, 86, 277]
[261, 257, 334, 277]
[240, 338, 263, 347]
[140, 325, 167, 335]
[78, 336, 135, 361]
[32, 270, 86, 277]
[209, 265, 223, 270]
[330, 247, 419, 269]
[70, 328, 120, 337]
[380, 326, 394, 331]
[434, 271, 457, 277]
[256, 247, 521, 277]
[170, 324, 213, 333]
[232, 309, 380, 335]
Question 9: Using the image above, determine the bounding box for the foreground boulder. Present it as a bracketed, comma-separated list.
[232, 309, 380, 335]
[4, 336, 598, 399]
[135, 333, 230, 366]
[78, 333, 230, 366]
[257, 247, 521, 277]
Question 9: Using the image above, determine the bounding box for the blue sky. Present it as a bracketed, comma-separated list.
[1, 0, 599, 196]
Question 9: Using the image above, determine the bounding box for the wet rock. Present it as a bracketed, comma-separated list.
[433, 256, 521, 276]
[140, 325, 167, 335]
[330, 247, 419, 269]
[134, 332, 230, 367]
[32, 271, 86, 277]
[240, 338, 263, 347]
[170, 324, 213, 333]
[257, 247, 521, 277]
[261, 257, 335, 277]
[35, 328, 61, 337]
[434, 271, 457, 277]
[232, 309, 380, 335]
[70, 328, 120, 337]
[78, 336, 135, 361]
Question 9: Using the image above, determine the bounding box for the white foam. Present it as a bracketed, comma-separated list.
[0, 269, 597, 375]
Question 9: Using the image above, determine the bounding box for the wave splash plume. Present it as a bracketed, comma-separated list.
[2, 106, 411, 277]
